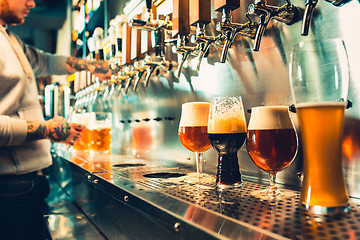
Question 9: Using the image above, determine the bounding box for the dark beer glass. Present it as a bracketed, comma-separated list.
[246, 106, 298, 200]
[208, 97, 247, 188]
[179, 102, 212, 181]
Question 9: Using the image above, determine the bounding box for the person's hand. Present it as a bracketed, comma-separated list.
[46, 116, 86, 145]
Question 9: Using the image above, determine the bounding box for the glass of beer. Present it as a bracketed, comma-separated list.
[246, 106, 298, 200]
[89, 112, 112, 153]
[208, 96, 247, 188]
[178, 102, 212, 181]
[289, 38, 350, 215]
[71, 112, 92, 151]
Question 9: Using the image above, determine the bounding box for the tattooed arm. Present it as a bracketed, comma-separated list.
[26, 117, 86, 145]
[65, 56, 112, 80]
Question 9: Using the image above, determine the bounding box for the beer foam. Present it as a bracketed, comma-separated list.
[248, 106, 294, 130]
[295, 101, 346, 109]
[179, 102, 210, 126]
[208, 115, 247, 133]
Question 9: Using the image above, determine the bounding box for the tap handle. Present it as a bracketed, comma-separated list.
[301, 0, 318, 36]
[172, 0, 190, 37]
[214, 0, 240, 12]
[189, 0, 211, 26]
[146, 0, 152, 11]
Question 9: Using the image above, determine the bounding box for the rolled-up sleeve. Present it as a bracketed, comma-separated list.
[16, 35, 70, 77]
[0, 116, 28, 146]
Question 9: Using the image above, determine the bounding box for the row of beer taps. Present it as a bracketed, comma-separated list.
[73, 0, 349, 111]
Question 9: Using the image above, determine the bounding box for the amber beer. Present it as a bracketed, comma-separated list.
[247, 106, 298, 175]
[71, 113, 91, 151]
[178, 102, 211, 179]
[179, 126, 211, 153]
[90, 127, 112, 152]
[89, 112, 112, 153]
[296, 102, 349, 209]
[178, 102, 211, 153]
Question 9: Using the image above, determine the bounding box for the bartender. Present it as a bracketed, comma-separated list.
[0, 0, 111, 239]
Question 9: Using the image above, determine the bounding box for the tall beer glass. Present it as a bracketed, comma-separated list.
[208, 97, 247, 188]
[289, 38, 350, 215]
[178, 102, 212, 180]
[247, 106, 298, 200]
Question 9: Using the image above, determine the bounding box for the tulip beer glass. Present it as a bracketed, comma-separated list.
[247, 106, 298, 200]
[178, 102, 212, 180]
[208, 96, 247, 188]
[89, 112, 112, 153]
[289, 38, 350, 215]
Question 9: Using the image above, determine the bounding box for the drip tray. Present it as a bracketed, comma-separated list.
[143, 173, 186, 178]
[113, 163, 146, 168]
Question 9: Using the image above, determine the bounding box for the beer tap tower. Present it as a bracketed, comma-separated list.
[215, 0, 258, 63]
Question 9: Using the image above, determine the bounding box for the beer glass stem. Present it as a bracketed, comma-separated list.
[195, 152, 203, 178]
[268, 174, 279, 194]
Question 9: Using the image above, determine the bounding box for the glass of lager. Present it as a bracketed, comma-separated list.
[289, 38, 350, 215]
[246, 106, 298, 200]
[178, 102, 212, 181]
[89, 112, 112, 153]
[208, 96, 247, 188]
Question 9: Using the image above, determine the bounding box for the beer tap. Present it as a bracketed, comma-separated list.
[129, 0, 172, 58]
[189, 0, 218, 71]
[248, 0, 299, 51]
[216, 6, 258, 62]
[169, 0, 198, 78]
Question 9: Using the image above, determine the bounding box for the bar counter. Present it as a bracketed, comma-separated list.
[51, 145, 360, 240]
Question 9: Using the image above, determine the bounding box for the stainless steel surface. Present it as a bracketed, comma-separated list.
[108, 0, 360, 199]
[53, 147, 360, 240]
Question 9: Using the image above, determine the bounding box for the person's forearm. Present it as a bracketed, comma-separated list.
[65, 56, 109, 74]
[26, 120, 71, 142]
[26, 121, 48, 141]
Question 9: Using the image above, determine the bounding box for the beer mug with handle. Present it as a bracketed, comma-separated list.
[289, 38, 350, 215]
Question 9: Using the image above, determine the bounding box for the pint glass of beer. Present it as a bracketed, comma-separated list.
[178, 102, 212, 181]
[71, 112, 92, 151]
[246, 106, 298, 200]
[208, 96, 247, 188]
[89, 112, 112, 153]
[289, 38, 350, 215]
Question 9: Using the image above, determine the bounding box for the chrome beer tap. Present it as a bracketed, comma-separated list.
[216, 9, 258, 63]
[190, 23, 220, 71]
[172, 35, 198, 78]
[248, 0, 299, 51]
[132, 60, 147, 92]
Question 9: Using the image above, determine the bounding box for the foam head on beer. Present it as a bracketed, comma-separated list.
[248, 106, 294, 130]
[208, 101, 247, 134]
[179, 102, 210, 127]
